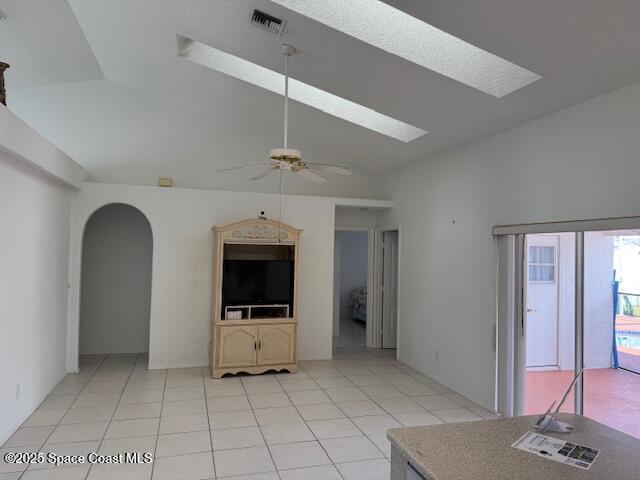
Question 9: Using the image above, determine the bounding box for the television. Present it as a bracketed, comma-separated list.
[222, 259, 294, 311]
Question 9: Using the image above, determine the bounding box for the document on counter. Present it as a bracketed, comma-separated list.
[511, 431, 600, 470]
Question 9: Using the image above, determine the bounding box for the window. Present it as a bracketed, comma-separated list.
[528, 245, 556, 282]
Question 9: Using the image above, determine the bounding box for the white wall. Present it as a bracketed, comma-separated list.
[333, 231, 342, 336]
[80, 204, 152, 355]
[67, 183, 390, 371]
[335, 207, 379, 229]
[380, 80, 640, 409]
[0, 105, 87, 189]
[0, 153, 72, 445]
[337, 232, 369, 321]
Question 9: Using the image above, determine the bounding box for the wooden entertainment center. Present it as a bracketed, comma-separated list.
[210, 218, 301, 378]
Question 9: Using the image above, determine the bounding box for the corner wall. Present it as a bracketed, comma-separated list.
[0, 154, 72, 445]
[379, 80, 640, 409]
[0, 105, 84, 445]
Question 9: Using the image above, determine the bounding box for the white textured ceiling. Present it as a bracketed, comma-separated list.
[8, 80, 383, 197]
[0, 0, 101, 87]
[4, 0, 640, 195]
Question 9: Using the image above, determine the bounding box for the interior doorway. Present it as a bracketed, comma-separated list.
[333, 230, 370, 347]
[79, 203, 153, 359]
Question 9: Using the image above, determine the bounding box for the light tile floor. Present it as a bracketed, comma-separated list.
[335, 318, 366, 347]
[1, 343, 497, 480]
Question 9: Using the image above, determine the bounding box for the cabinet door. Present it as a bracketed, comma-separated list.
[257, 324, 295, 366]
[218, 326, 258, 368]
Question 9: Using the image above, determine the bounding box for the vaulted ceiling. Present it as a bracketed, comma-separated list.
[3, 0, 640, 196]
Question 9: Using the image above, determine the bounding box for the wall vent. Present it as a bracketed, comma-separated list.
[251, 9, 286, 35]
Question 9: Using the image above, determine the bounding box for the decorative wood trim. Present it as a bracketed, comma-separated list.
[212, 364, 298, 379]
[215, 318, 296, 327]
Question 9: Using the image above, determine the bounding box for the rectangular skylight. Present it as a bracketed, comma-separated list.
[271, 0, 541, 97]
[177, 37, 427, 142]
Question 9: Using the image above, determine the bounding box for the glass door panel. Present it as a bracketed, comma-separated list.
[524, 233, 575, 414]
[583, 230, 640, 439]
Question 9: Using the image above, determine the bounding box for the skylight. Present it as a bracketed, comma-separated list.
[271, 0, 541, 98]
[177, 37, 427, 143]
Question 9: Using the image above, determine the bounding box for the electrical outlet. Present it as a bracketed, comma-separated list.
[15, 382, 20, 399]
[435, 350, 440, 362]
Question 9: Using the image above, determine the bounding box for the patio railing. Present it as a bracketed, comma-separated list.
[618, 291, 640, 317]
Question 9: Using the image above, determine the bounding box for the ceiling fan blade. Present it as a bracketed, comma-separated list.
[297, 169, 328, 184]
[305, 162, 352, 175]
[250, 168, 279, 181]
[215, 163, 271, 173]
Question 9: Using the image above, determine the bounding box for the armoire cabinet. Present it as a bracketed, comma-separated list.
[210, 218, 301, 378]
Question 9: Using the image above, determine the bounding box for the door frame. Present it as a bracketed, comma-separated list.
[75, 202, 153, 368]
[334, 226, 375, 347]
[374, 224, 401, 353]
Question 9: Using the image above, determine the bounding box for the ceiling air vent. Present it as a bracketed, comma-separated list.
[251, 9, 286, 35]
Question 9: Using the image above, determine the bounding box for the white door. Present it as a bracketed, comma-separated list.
[382, 231, 399, 349]
[525, 235, 559, 368]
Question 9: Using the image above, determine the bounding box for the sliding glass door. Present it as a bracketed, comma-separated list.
[497, 221, 640, 438]
[523, 233, 575, 415]
[582, 230, 640, 438]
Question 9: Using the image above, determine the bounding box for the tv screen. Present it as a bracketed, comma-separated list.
[222, 260, 294, 309]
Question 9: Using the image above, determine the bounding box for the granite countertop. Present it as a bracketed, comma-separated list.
[387, 414, 640, 480]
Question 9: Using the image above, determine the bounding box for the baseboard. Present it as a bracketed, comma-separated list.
[399, 356, 495, 412]
[0, 372, 66, 446]
[147, 362, 208, 370]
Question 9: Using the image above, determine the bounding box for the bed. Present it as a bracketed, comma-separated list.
[350, 286, 367, 323]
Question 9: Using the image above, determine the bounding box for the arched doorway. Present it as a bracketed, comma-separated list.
[79, 203, 152, 357]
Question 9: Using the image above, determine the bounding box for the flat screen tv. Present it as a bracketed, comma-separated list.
[222, 259, 294, 310]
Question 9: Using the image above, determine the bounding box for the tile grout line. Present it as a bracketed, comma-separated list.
[10, 345, 492, 480]
[277, 370, 348, 480]
[149, 355, 168, 480]
[18, 354, 108, 480]
[201, 366, 219, 480]
[240, 375, 283, 480]
[305, 365, 390, 462]
[86, 353, 139, 480]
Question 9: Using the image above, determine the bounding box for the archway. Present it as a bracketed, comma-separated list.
[79, 203, 153, 358]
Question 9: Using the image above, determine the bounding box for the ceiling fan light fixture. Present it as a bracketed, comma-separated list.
[269, 147, 301, 162]
[213, 42, 353, 186]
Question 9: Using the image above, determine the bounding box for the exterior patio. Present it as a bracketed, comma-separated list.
[526, 367, 640, 439]
[616, 314, 640, 373]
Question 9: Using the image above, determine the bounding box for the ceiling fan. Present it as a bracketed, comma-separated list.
[216, 44, 352, 184]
